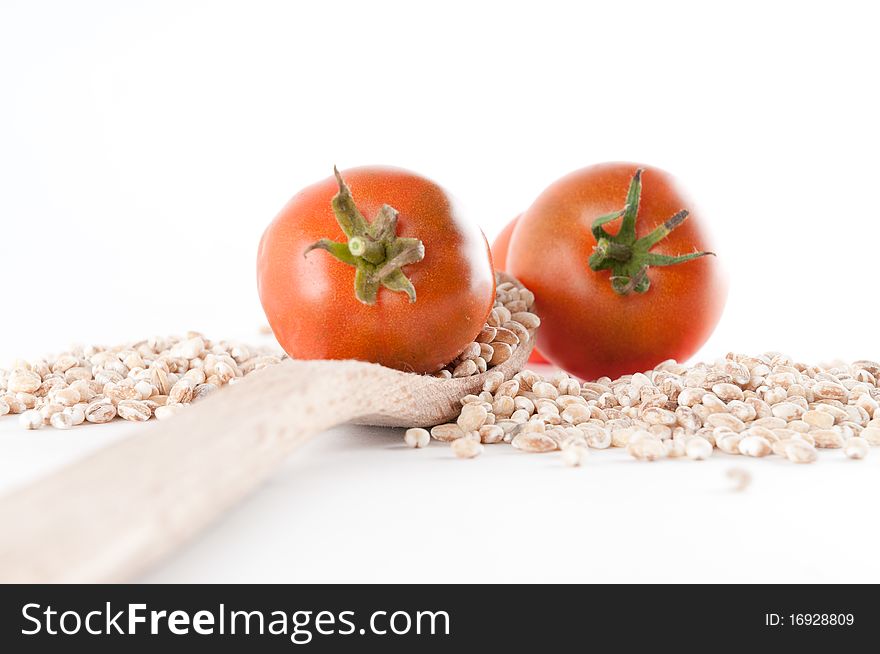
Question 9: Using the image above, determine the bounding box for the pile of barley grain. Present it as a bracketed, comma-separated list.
[407, 354, 880, 463]
[0, 333, 285, 430]
[433, 277, 538, 378]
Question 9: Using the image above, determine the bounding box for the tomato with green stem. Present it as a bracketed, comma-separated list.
[507, 163, 726, 380]
[257, 166, 496, 374]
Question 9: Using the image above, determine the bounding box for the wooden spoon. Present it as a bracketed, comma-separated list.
[0, 279, 537, 583]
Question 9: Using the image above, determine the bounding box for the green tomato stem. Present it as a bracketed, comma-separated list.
[587, 169, 715, 296]
[304, 168, 425, 305]
[347, 235, 386, 264]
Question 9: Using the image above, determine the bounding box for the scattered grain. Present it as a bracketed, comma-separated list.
[726, 468, 752, 492]
[686, 437, 713, 461]
[404, 427, 430, 448]
[451, 437, 483, 458]
[844, 437, 869, 460]
[18, 409, 42, 430]
[561, 444, 590, 467]
[512, 432, 557, 453]
[784, 440, 818, 464]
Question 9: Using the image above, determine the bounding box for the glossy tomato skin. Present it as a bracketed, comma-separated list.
[507, 163, 726, 380]
[491, 215, 550, 365]
[490, 216, 517, 271]
[258, 166, 495, 374]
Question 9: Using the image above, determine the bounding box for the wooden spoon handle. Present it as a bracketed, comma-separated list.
[0, 359, 373, 583]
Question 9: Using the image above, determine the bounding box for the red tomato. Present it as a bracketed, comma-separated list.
[258, 166, 495, 374]
[490, 217, 517, 271]
[507, 163, 726, 380]
[491, 215, 550, 365]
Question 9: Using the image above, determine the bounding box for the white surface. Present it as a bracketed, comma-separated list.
[2, 415, 878, 583]
[1, 1, 879, 582]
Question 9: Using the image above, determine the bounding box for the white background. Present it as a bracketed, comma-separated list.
[1, 1, 879, 582]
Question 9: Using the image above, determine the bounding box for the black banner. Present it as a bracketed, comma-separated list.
[0, 584, 873, 651]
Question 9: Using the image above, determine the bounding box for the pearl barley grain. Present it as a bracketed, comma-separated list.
[862, 428, 880, 445]
[512, 432, 557, 453]
[803, 410, 835, 429]
[727, 468, 752, 492]
[50, 412, 74, 430]
[686, 437, 713, 460]
[431, 423, 465, 442]
[404, 428, 430, 448]
[738, 435, 772, 457]
[134, 380, 154, 400]
[844, 437, 869, 460]
[53, 387, 80, 407]
[7, 369, 41, 394]
[784, 440, 818, 464]
[19, 409, 43, 430]
[451, 437, 483, 459]
[85, 401, 117, 423]
[117, 400, 151, 422]
[479, 424, 505, 444]
[482, 371, 504, 394]
[64, 406, 86, 426]
[561, 444, 590, 467]
[154, 404, 184, 421]
[457, 404, 488, 432]
[627, 434, 666, 461]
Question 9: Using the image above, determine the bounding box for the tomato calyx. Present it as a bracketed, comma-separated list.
[304, 168, 426, 305]
[587, 169, 715, 295]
